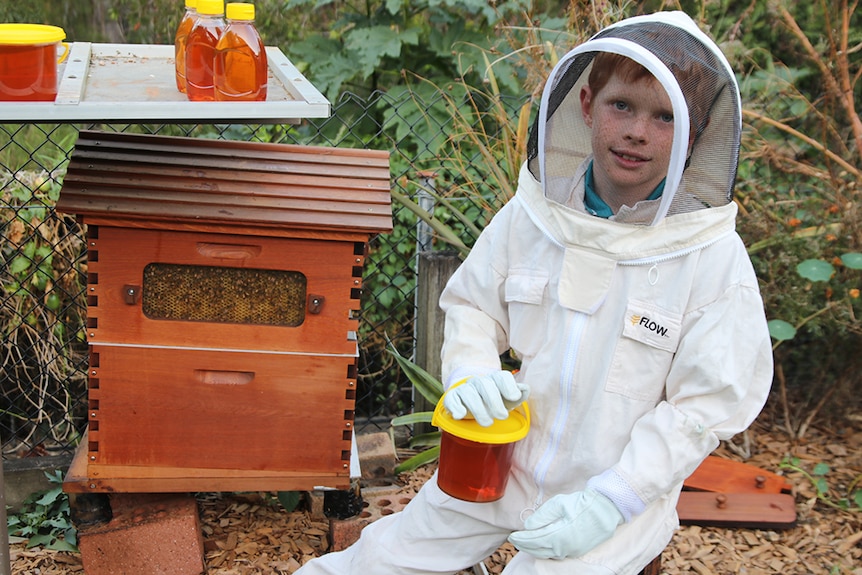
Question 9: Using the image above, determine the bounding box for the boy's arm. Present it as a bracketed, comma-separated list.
[609, 279, 773, 508]
[438, 210, 514, 389]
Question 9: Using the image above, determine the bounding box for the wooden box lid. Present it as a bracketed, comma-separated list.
[57, 130, 393, 235]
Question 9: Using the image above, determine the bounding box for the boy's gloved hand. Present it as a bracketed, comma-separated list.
[443, 371, 529, 427]
[507, 489, 623, 560]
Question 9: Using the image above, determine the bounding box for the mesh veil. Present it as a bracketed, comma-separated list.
[526, 12, 741, 224]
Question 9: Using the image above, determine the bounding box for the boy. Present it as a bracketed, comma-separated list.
[295, 11, 772, 574]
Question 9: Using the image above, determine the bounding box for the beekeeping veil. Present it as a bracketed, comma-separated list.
[526, 11, 741, 225]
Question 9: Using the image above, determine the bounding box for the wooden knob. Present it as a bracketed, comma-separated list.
[755, 475, 766, 489]
[715, 494, 727, 509]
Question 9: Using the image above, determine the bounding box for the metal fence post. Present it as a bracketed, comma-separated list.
[415, 171, 437, 253]
[412, 170, 440, 431]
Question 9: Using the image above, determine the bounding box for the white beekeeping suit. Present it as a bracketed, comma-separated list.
[295, 11, 772, 575]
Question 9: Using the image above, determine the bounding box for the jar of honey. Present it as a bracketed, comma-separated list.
[214, 3, 267, 101]
[432, 384, 530, 502]
[0, 23, 67, 101]
[185, 0, 225, 101]
[174, 0, 198, 93]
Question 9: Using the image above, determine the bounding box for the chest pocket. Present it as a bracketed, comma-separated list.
[505, 271, 548, 358]
[606, 300, 682, 401]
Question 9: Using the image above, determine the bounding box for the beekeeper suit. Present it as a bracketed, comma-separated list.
[294, 11, 772, 575]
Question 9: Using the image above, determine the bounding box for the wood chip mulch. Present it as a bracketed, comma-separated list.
[9, 415, 862, 575]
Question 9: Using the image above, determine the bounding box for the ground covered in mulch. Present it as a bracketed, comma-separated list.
[10, 412, 862, 575]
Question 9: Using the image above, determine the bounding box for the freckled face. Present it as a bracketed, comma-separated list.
[580, 73, 675, 210]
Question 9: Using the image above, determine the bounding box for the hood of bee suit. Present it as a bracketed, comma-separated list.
[525, 11, 742, 226]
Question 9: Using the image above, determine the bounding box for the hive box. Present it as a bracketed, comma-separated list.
[59, 130, 392, 493]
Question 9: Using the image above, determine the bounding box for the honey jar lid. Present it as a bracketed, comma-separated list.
[196, 0, 225, 15]
[0, 23, 65, 45]
[226, 3, 255, 20]
[432, 384, 530, 445]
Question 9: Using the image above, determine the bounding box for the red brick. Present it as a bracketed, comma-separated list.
[328, 487, 415, 551]
[77, 493, 205, 575]
[355, 432, 397, 480]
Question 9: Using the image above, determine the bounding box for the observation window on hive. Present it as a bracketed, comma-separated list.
[142, 263, 307, 326]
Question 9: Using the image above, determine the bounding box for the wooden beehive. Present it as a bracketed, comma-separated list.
[59, 130, 392, 493]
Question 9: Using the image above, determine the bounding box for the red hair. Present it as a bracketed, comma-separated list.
[587, 52, 655, 95]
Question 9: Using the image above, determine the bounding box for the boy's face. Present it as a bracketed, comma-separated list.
[579, 71, 675, 209]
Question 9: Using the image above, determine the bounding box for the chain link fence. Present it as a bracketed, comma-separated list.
[0, 90, 525, 460]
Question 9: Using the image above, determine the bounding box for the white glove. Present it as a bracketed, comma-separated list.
[507, 489, 623, 560]
[442, 371, 529, 427]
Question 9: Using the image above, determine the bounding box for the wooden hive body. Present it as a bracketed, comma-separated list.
[59, 131, 392, 493]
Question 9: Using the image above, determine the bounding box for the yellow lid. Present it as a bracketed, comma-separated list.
[432, 388, 530, 445]
[226, 3, 255, 20]
[196, 0, 224, 15]
[0, 23, 65, 45]
[185, 0, 198, 8]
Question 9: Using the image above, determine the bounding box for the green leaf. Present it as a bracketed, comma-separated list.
[345, 26, 420, 78]
[812, 462, 830, 476]
[35, 488, 62, 507]
[796, 259, 834, 282]
[394, 445, 440, 474]
[26, 533, 56, 548]
[383, 0, 401, 14]
[815, 477, 829, 495]
[64, 527, 77, 547]
[391, 412, 434, 427]
[8, 255, 31, 276]
[46, 538, 78, 552]
[840, 252, 862, 270]
[387, 347, 444, 405]
[853, 489, 862, 509]
[287, 36, 357, 98]
[277, 491, 302, 512]
[44, 517, 71, 529]
[768, 319, 797, 341]
[408, 432, 441, 449]
[788, 98, 810, 117]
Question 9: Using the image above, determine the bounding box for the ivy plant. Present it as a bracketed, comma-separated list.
[7, 470, 78, 552]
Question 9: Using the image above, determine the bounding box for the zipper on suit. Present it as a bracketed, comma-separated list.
[531, 310, 587, 508]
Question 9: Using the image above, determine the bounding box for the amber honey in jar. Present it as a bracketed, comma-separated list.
[431, 383, 530, 503]
[214, 2, 267, 101]
[185, 0, 225, 101]
[0, 24, 67, 101]
[174, 0, 198, 93]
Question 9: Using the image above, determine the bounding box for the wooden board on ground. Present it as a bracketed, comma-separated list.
[677, 491, 797, 529]
[684, 455, 792, 494]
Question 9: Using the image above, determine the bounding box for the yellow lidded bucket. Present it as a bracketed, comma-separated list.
[432, 385, 530, 502]
[0, 23, 68, 101]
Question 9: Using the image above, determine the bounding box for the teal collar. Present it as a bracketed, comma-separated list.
[584, 161, 665, 219]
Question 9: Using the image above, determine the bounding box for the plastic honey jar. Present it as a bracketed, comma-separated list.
[185, 0, 225, 101]
[432, 385, 530, 502]
[214, 2, 267, 101]
[0, 23, 68, 101]
[174, 0, 198, 93]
